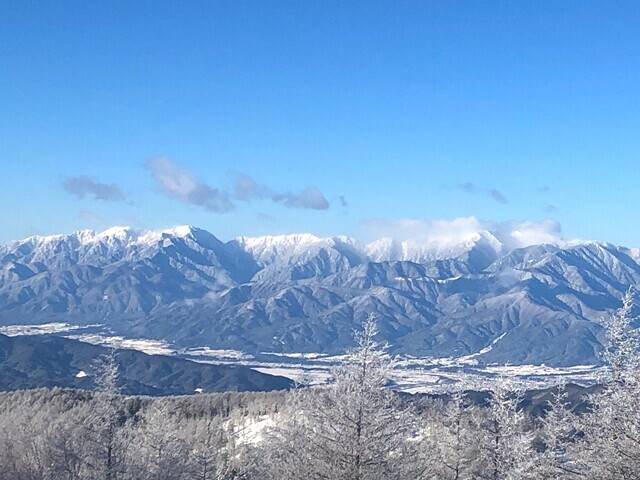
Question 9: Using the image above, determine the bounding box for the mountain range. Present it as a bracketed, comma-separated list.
[1, 225, 639, 366]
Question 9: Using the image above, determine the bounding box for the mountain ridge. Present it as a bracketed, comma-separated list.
[1, 225, 637, 366]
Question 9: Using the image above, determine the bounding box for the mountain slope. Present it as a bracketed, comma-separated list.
[1, 226, 639, 366]
[0, 333, 293, 394]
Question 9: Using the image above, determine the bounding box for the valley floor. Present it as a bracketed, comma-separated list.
[0, 321, 602, 394]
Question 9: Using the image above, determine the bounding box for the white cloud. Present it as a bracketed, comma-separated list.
[360, 216, 485, 243]
[506, 219, 565, 248]
[145, 158, 234, 213]
[145, 160, 335, 213]
[360, 216, 571, 249]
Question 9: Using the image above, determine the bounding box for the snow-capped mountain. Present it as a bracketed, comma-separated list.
[364, 230, 503, 264]
[1, 225, 639, 366]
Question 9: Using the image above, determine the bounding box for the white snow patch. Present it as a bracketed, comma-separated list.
[183, 347, 253, 361]
[455, 332, 508, 365]
[253, 367, 333, 385]
[0, 323, 102, 336]
[68, 334, 174, 356]
[233, 415, 276, 445]
[261, 352, 330, 360]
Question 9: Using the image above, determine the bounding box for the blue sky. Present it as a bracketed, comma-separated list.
[2, 1, 640, 245]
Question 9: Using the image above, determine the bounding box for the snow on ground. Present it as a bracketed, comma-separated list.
[481, 364, 599, 376]
[0, 322, 102, 336]
[232, 415, 276, 445]
[0, 322, 606, 393]
[261, 352, 331, 360]
[253, 367, 333, 385]
[183, 347, 253, 361]
[67, 333, 174, 356]
[455, 332, 508, 365]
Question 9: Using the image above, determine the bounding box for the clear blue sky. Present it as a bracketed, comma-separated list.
[2, 1, 640, 245]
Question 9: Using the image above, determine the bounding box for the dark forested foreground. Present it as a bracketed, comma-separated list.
[2, 292, 640, 480]
[0, 333, 293, 394]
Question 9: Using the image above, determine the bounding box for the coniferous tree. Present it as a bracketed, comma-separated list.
[475, 376, 536, 480]
[83, 350, 129, 480]
[576, 288, 640, 479]
[428, 389, 480, 480]
[254, 317, 430, 480]
[536, 383, 581, 478]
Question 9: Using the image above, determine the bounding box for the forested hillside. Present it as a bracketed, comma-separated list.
[0, 333, 293, 394]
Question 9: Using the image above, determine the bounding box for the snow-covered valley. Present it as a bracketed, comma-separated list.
[0, 321, 602, 393]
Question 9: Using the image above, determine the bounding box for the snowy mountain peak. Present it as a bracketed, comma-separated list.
[136, 225, 207, 246]
[233, 233, 345, 267]
[0, 225, 639, 365]
[364, 230, 504, 264]
[163, 225, 198, 238]
[236, 233, 327, 248]
[91, 226, 136, 242]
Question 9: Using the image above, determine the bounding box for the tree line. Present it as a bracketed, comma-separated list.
[2, 290, 640, 479]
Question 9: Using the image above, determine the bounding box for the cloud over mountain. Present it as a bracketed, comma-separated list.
[0, 222, 628, 366]
[360, 216, 570, 249]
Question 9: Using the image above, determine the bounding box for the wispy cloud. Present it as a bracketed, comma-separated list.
[544, 204, 558, 213]
[145, 159, 335, 213]
[231, 172, 274, 201]
[146, 158, 234, 213]
[63, 176, 125, 201]
[458, 182, 508, 204]
[272, 187, 330, 210]
[230, 171, 330, 210]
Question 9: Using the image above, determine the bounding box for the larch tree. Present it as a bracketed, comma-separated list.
[83, 349, 129, 480]
[428, 389, 480, 480]
[537, 383, 581, 479]
[184, 415, 240, 480]
[255, 316, 430, 480]
[576, 287, 640, 479]
[475, 376, 536, 480]
[124, 401, 189, 480]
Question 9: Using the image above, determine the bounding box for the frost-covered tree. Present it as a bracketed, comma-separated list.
[602, 287, 640, 380]
[427, 389, 481, 480]
[255, 317, 430, 480]
[124, 401, 189, 480]
[475, 376, 536, 480]
[576, 287, 640, 479]
[536, 383, 581, 478]
[83, 350, 129, 480]
[183, 415, 243, 480]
